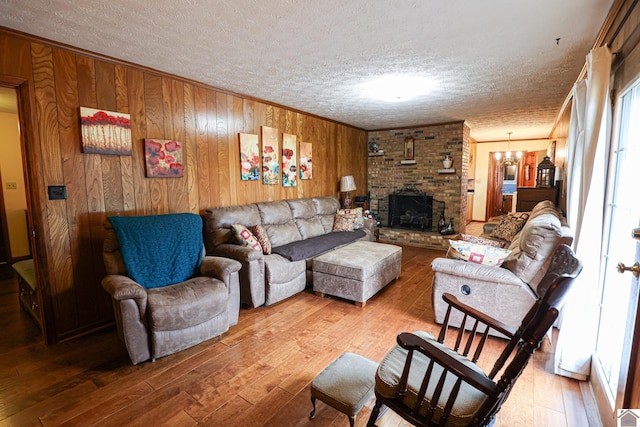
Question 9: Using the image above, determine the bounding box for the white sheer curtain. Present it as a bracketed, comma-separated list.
[554, 46, 612, 380]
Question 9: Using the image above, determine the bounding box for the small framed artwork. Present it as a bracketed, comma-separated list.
[404, 136, 415, 160]
[239, 133, 260, 181]
[261, 126, 279, 185]
[282, 133, 297, 187]
[80, 107, 132, 155]
[299, 141, 312, 180]
[144, 138, 183, 178]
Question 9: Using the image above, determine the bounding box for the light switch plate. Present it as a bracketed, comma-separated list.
[48, 185, 67, 200]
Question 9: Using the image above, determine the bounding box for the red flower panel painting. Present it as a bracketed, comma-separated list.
[144, 138, 184, 178]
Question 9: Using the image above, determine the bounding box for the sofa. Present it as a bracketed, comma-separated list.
[431, 200, 573, 336]
[203, 196, 375, 307]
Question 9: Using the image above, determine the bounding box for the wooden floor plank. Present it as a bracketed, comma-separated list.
[0, 246, 592, 426]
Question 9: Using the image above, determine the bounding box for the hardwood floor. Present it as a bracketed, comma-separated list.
[0, 246, 593, 426]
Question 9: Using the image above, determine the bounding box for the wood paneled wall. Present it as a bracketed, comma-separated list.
[0, 28, 367, 343]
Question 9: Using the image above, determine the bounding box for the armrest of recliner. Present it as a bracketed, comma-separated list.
[431, 257, 524, 286]
[101, 274, 147, 301]
[441, 293, 516, 338]
[200, 256, 242, 286]
[101, 274, 150, 364]
[482, 222, 498, 235]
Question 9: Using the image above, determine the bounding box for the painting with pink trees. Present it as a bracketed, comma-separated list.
[80, 107, 131, 155]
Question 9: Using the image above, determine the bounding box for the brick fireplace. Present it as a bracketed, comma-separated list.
[367, 122, 470, 249]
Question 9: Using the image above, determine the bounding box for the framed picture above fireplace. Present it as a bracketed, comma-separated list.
[404, 136, 415, 160]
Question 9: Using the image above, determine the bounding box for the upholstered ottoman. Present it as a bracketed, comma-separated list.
[310, 352, 378, 427]
[312, 241, 402, 307]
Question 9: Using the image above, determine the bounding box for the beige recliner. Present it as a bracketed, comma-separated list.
[431, 201, 573, 336]
[101, 213, 242, 365]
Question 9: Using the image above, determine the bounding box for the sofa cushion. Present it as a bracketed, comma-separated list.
[231, 224, 262, 252]
[288, 198, 326, 239]
[501, 212, 563, 292]
[203, 204, 262, 250]
[252, 224, 272, 255]
[287, 198, 317, 219]
[263, 222, 303, 247]
[296, 217, 326, 239]
[490, 212, 530, 242]
[257, 200, 303, 246]
[147, 277, 228, 330]
[264, 254, 306, 284]
[459, 233, 507, 248]
[338, 208, 364, 229]
[447, 240, 511, 266]
[314, 197, 341, 233]
[333, 212, 356, 232]
[320, 215, 336, 234]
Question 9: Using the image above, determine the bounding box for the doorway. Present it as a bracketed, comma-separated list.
[591, 76, 640, 425]
[486, 154, 504, 218]
[487, 155, 530, 218]
[0, 168, 10, 263]
[0, 87, 30, 262]
[0, 84, 42, 341]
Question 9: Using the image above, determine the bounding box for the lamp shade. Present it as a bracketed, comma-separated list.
[340, 175, 356, 192]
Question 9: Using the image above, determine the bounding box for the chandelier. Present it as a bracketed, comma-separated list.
[494, 132, 522, 166]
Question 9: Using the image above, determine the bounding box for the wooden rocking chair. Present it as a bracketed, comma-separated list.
[367, 244, 582, 427]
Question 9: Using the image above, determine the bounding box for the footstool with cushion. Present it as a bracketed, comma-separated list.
[312, 241, 402, 307]
[310, 351, 378, 426]
[12, 259, 41, 327]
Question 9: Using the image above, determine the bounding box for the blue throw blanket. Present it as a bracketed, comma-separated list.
[109, 213, 203, 289]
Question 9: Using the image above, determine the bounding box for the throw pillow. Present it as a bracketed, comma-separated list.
[338, 207, 364, 229]
[231, 224, 262, 252]
[251, 224, 272, 255]
[332, 212, 356, 232]
[448, 240, 511, 266]
[460, 233, 507, 248]
[490, 212, 530, 241]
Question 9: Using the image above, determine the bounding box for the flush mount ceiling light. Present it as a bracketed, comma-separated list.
[361, 74, 437, 102]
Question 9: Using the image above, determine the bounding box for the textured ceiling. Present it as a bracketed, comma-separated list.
[0, 0, 613, 141]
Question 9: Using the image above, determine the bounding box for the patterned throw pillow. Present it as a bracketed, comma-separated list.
[332, 212, 356, 232]
[337, 207, 364, 229]
[231, 224, 262, 252]
[460, 233, 507, 249]
[448, 240, 511, 266]
[490, 212, 530, 242]
[251, 224, 272, 255]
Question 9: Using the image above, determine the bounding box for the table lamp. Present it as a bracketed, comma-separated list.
[340, 175, 356, 208]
